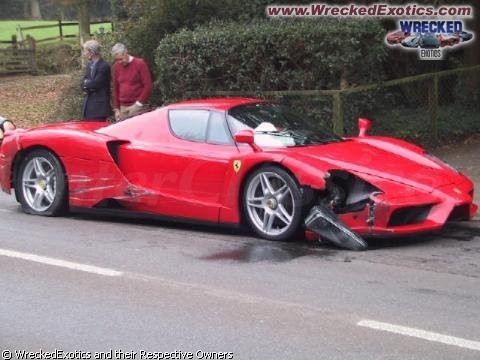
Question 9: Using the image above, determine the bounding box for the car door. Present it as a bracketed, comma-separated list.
[122, 109, 240, 222]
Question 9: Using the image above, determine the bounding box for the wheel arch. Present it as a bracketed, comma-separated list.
[12, 145, 69, 202]
[238, 161, 317, 227]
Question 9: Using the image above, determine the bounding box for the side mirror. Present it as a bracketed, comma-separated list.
[358, 117, 372, 137]
[233, 129, 261, 152]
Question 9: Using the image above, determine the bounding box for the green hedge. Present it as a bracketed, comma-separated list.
[35, 42, 81, 75]
[154, 19, 387, 102]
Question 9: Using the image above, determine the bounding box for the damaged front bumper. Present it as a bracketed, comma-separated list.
[305, 205, 368, 251]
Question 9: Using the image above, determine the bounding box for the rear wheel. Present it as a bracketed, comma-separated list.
[243, 166, 303, 241]
[15, 149, 68, 216]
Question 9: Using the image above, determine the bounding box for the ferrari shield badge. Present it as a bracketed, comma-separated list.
[233, 160, 242, 172]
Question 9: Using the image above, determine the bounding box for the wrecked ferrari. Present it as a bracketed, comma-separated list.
[0, 99, 476, 250]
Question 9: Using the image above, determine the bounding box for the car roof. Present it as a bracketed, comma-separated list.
[167, 97, 264, 111]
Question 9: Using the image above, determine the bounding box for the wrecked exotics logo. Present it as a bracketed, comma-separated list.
[385, 6, 474, 60]
[386, 20, 474, 60]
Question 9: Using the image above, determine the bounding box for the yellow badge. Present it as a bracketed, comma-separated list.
[233, 160, 242, 172]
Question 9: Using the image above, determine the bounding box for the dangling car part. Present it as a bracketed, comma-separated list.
[305, 205, 368, 251]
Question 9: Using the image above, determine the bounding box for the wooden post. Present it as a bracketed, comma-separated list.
[26, 35, 36, 52]
[16, 25, 24, 42]
[11, 35, 18, 50]
[332, 92, 344, 136]
[26, 35, 37, 73]
[58, 19, 63, 41]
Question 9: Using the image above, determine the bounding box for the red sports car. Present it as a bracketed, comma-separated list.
[437, 33, 461, 47]
[386, 31, 410, 45]
[0, 98, 476, 250]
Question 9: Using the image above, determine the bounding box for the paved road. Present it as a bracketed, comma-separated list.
[1, 192, 479, 359]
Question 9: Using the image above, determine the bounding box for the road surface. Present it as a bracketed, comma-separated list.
[1, 192, 479, 359]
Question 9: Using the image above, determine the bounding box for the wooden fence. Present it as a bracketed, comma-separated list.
[0, 20, 112, 47]
[15, 20, 113, 44]
[0, 20, 112, 74]
[0, 36, 36, 74]
[207, 65, 480, 140]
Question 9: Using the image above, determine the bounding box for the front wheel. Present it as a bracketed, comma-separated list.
[242, 166, 303, 241]
[15, 149, 68, 216]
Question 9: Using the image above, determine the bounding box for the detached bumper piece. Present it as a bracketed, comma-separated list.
[305, 205, 368, 251]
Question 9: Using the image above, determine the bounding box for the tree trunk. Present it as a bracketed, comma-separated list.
[28, 0, 42, 19]
[24, 0, 29, 18]
[77, 0, 91, 45]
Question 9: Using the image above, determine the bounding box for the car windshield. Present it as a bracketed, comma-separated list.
[227, 102, 342, 147]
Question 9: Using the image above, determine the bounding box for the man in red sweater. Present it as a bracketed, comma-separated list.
[111, 43, 153, 121]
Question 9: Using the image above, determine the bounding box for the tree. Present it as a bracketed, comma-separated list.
[25, 0, 42, 19]
[76, 0, 90, 44]
[53, 0, 91, 44]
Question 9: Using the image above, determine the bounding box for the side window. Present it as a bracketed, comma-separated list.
[169, 110, 209, 142]
[207, 111, 233, 145]
[169, 109, 233, 145]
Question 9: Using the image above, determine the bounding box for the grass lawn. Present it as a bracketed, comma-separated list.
[0, 20, 112, 48]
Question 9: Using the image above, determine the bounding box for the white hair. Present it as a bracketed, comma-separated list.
[83, 39, 101, 55]
[111, 43, 128, 56]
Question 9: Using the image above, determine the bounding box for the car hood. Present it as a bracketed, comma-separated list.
[283, 140, 463, 192]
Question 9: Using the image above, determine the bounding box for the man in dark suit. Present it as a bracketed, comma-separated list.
[81, 40, 112, 121]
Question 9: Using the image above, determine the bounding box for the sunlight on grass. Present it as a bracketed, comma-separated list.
[0, 20, 112, 47]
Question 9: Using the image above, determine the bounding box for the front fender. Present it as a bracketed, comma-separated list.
[281, 157, 328, 190]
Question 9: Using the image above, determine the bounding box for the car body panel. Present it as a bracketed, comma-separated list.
[437, 33, 461, 47]
[386, 31, 410, 44]
[419, 33, 440, 49]
[456, 31, 473, 42]
[401, 34, 421, 48]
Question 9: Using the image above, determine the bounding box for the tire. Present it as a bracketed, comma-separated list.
[15, 149, 68, 216]
[242, 166, 303, 241]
